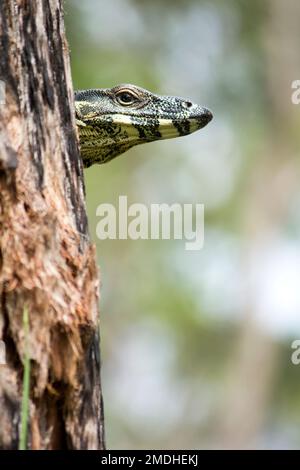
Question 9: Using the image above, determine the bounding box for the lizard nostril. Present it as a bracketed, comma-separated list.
[183, 101, 193, 109]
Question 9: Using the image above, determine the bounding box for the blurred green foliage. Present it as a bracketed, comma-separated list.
[66, 0, 300, 449]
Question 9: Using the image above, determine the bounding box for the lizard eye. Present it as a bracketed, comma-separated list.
[116, 91, 138, 106]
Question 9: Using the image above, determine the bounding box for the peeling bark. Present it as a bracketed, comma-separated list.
[0, 0, 105, 449]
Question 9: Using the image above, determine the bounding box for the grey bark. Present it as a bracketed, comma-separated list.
[0, 0, 105, 449]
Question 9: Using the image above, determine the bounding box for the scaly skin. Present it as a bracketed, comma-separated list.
[75, 84, 213, 167]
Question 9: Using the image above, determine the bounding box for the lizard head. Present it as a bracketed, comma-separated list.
[75, 84, 213, 167]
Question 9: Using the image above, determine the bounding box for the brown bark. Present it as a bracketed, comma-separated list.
[0, 0, 105, 449]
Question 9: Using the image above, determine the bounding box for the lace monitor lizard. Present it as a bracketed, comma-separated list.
[75, 84, 213, 167]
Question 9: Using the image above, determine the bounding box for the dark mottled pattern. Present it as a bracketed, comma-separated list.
[43, 0, 88, 236]
[0, 2, 19, 104]
[75, 84, 213, 167]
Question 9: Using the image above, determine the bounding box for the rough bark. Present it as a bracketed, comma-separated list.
[0, 0, 105, 449]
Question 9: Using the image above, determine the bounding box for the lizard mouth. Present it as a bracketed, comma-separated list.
[156, 107, 213, 139]
[98, 106, 213, 141]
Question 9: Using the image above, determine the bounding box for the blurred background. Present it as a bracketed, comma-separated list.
[65, 0, 300, 449]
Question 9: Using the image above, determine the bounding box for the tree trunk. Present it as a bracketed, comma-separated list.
[0, 0, 105, 449]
